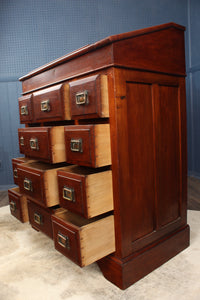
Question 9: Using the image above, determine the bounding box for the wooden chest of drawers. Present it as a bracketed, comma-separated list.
[10, 22, 189, 289]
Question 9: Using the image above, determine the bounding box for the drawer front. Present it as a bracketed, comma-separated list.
[17, 165, 45, 205]
[64, 125, 94, 167]
[8, 190, 22, 221]
[18, 95, 33, 123]
[27, 200, 53, 238]
[64, 124, 111, 167]
[12, 157, 35, 185]
[32, 84, 70, 122]
[52, 220, 80, 264]
[8, 188, 28, 223]
[52, 212, 115, 267]
[18, 127, 51, 162]
[69, 74, 109, 119]
[58, 171, 85, 216]
[12, 161, 20, 185]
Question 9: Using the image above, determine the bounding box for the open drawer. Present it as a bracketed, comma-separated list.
[52, 210, 115, 267]
[8, 187, 29, 223]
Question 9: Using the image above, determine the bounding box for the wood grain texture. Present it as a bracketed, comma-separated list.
[32, 83, 71, 122]
[69, 74, 109, 119]
[52, 211, 115, 267]
[64, 124, 111, 167]
[8, 187, 29, 223]
[17, 162, 66, 207]
[27, 199, 60, 238]
[18, 126, 66, 163]
[57, 167, 113, 218]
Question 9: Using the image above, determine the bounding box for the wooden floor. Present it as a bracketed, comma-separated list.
[0, 176, 200, 209]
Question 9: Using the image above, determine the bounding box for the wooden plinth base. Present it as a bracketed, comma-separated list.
[98, 225, 190, 290]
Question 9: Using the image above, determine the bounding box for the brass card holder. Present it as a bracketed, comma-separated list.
[23, 178, 33, 191]
[57, 232, 70, 249]
[75, 90, 88, 105]
[41, 99, 50, 112]
[30, 138, 39, 150]
[10, 201, 16, 212]
[63, 186, 75, 202]
[21, 105, 28, 115]
[70, 138, 83, 152]
[34, 212, 43, 225]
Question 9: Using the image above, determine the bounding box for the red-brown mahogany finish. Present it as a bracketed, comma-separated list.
[17, 23, 189, 289]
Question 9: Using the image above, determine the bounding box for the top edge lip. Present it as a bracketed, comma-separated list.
[19, 22, 185, 81]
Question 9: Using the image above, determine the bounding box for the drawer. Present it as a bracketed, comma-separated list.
[52, 210, 115, 267]
[69, 74, 109, 119]
[12, 157, 37, 185]
[17, 161, 65, 207]
[18, 126, 66, 163]
[64, 124, 111, 167]
[32, 84, 70, 122]
[18, 94, 33, 123]
[27, 200, 63, 239]
[57, 166, 113, 218]
[8, 187, 29, 223]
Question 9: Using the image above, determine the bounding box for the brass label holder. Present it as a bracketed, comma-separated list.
[34, 212, 43, 225]
[63, 186, 75, 202]
[70, 138, 83, 152]
[75, 90, 88, 105]
[21, 105, 28, 115]
[41, 99, 51, 112]
[57, 232, 70, 249]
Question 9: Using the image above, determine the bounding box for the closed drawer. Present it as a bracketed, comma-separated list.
[12, 157, 37, 185]
[57, 166, 113, 218]
[69, 74, 109, 119]
[64, 124, 111, 167]
[17, 162, 65, 207]
[52, 210, 115, 267]
[32, 84, 70, 122]
[18, 126, 66, 163]
[18, 94, 33, 123]
[27, 200, 63, 239]
[8, 187, 29, 223]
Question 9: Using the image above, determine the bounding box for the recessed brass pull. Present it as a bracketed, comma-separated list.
[75, 90, 88, 105]
[70, 138, 83, 152]
[34, 212, 43, 225]
[63, 186, 75, 202]
[21, 105, 28, 115]
[41, 99, 50, 112]
[13, 168, 18, 178]
[30, 138, 39, 150]
[10, 201, 16, 212]
[23, 178, 32, 191]
[57, 232, 70, 249]
[20, 136, 24, 146]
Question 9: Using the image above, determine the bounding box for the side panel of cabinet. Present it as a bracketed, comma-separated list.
[110, 68, 187, 258]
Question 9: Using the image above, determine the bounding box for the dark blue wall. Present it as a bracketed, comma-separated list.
[187, 0, 200, 177]
[0, 0, 194, 188]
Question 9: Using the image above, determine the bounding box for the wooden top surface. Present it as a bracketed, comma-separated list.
[20, 23, 185, 81]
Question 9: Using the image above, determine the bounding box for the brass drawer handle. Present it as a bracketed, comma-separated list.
[70, 138, 83, 152]
[10, 201, 16, 212]
[57, 232, 70, 249]
[20, 136, 24, 146]
[41, 99, 50, 112]
[30, 138, 39, 150]
[24, 178, 32, 191]
[34, 212, 43, 225]
[75, 90, 88, 105]
[21, 105, 28, 115]
[13, 168, 18, 178]
[63, 186, 75, 202]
